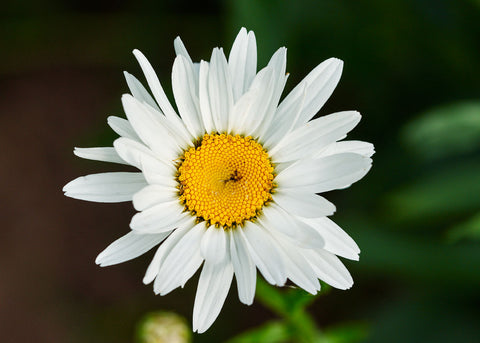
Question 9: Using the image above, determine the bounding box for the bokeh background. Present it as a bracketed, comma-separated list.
[1, 0, 480, 342]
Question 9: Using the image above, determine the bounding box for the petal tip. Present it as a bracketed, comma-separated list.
[121, 93, 133, 102]
[62, 179, 76, 192]
[330, 57, 344, 65]
[95, 253, 109, 266]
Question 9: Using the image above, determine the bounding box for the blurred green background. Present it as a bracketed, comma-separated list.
[1, 0, 479, 342]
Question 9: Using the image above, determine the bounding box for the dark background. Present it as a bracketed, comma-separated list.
[1, 0, 480, 342]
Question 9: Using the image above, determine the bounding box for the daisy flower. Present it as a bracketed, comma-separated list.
[63, 28, 374, 333]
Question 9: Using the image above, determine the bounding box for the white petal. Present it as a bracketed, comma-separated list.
[113, 137, 177, 187]
[174, 36, 193, 64]
[228, 90, 254, 134]
[132, 49, 178, 120]
[145, 245, 167, 285]
[200, 227, 227, 264]
[254, 47, 288, 138]
[63, 172, 147, 203]
[130, 201, 188, 233]
[258, 203, 301, 241]
[272, 161, 294, 175]
[262, 84, 307, 149]
[300, 217, 360, 260]
[229, 229, 256, 305]
[273, 189, 336, 218]
[276, 153, 372, 193]
[74, 147, 127, 165]
[132, 49, 193, 145]
[270, 111, 361, 162]
[230, 66, 275, 135]
[155, 222, 205, 295]
[138, 152, 178, 187]
[193, 259, 234, 333]
[143, 223, 193, 284]
[198, 60, 214, 133]
[123, 71, 160, 111]
[113, 137, 149, 168]
[317, 140, 375, 158]
[301, 249, 353, 290]
[132, 184, 179, 211]
[134, 95, 189, 152]
[121, 94, 180, 160]
[276, 58, 343, 129]
[208, 48, 233, 133]
[294, 58, 343, 128]
[162, 252, 203, 293]
[173, 38, 200, 83]
[259, 203, 325, 249]
[107, 116, 140, 141]
[233, 47, 288, 137]
[172, 55, 203, 137]
[239, 221, 286, 286]
[274, 235, 320, 294]
[173, 38, 200, 97]
[96, 230, 170, 267]
[228, 27, 257, 101]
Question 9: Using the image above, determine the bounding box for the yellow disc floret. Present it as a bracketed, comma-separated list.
[177, 133, 275, 228]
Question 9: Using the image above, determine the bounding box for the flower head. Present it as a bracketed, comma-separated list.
[63, 28, 374, 333]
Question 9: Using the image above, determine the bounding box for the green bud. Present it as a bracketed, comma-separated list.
[136, 311, 191, 343]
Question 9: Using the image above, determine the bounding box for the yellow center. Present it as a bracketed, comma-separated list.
[177, 133, 275, 228]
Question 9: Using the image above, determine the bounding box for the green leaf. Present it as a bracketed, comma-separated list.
[385, 160, 480, 222]
[225, 321, 290, 343]
[255, 279, 290, 317]
[284, 288, 318, 314]
[402, 101, 480, 161]
[343, 215, 480, 284]
[256, 279, 329, 317]
[254, 280, 326, 343]
[322, 322, 369, 343]
[288, 310, 321, 343]
[447, 212, 480, 241]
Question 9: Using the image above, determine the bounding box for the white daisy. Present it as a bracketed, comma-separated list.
[63, 28, 374, 333]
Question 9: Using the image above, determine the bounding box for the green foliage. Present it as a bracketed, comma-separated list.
[255, 279, 325, 317]
[227, 280, 354, 343]
[402, 102, 480, 161]
[385, 161, 480, 223]
[323, 323, 369, 343]
[226, 321, 289, 343]
[255, 279, 319, 342]
[447, 212, 480, 241]
[387, 101, 480, 240]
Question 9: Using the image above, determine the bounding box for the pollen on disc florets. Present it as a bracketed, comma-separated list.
[177, 133, 275, 229]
